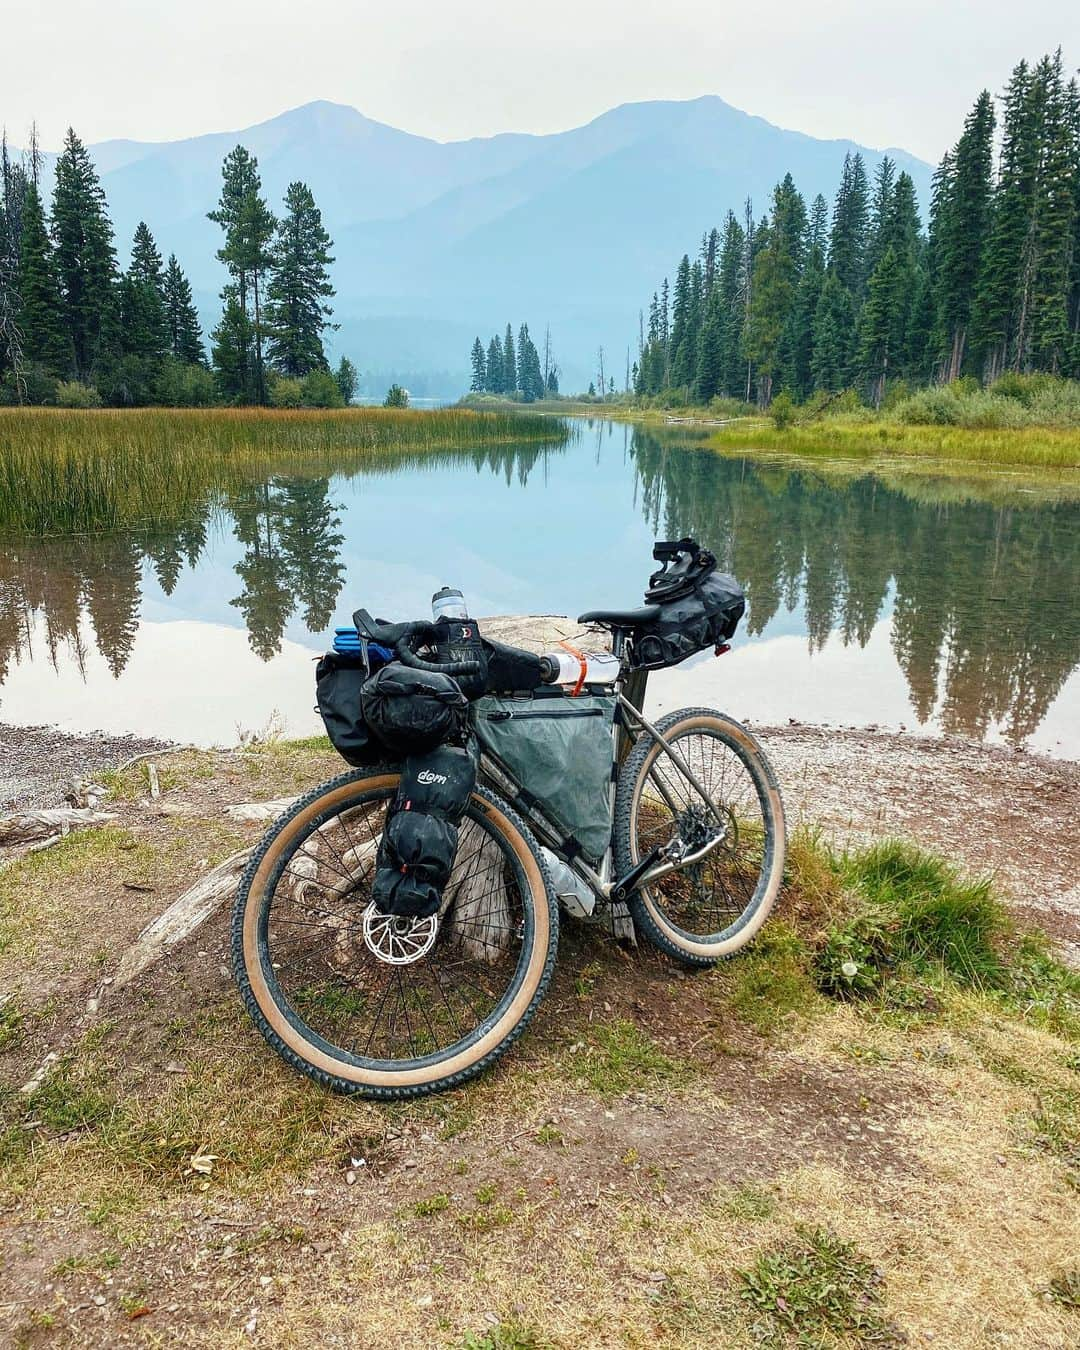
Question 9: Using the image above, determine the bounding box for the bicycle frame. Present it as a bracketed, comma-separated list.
[476, 630, 730, 907]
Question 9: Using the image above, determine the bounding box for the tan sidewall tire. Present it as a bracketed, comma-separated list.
[234, 773, 556, 1096]
[621, 711, 786, 962]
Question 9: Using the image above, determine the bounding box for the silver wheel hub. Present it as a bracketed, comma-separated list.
[362, 906, 438, 965]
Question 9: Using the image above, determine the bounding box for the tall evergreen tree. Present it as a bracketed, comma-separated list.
[857, 245, 907, 406]
[811, 273, 856, 392]
[745, 174, 807, 404]
[1028, 51, 1079, 372]
[211, 288, 254, 402]
[828, 152, 870, 296]
[208, 146, 275, 402]
[51, 128, 118, 381]
[864, 156, 897, 279]
[469, 336, 486, 391]
[121, 221, 167, 360]
[265, 181, 335, 376]
[936, 90, 996, 379]
[668, 255, 694, 388]
[16, 182, 68, 371]
[162, 254, 205, 364]
[502, 323, 516, 394]
[485, 334, 503, 393]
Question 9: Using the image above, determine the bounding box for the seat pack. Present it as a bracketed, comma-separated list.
[628, 537, 745, 670]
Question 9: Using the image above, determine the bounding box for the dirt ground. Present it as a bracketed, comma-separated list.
[1, 695, 1078, 1346]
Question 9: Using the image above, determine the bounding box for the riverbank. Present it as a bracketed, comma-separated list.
[1, 723, 1078, 1346]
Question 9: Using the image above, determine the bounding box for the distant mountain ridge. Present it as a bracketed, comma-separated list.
[36, 98, 933, 392]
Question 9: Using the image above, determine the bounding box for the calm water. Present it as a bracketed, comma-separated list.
[1, 418, 1078, 756]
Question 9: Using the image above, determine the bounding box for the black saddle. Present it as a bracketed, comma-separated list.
[577, 605, 660, 628]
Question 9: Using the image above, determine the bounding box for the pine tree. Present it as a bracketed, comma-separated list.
[716, 212, 747, 397]
[485, 335, 503, 393]
[668, 255, 694, 388]
[1029, 52, 1078, 372]
[828, 152, 870, 296]
[162, 254, 205, 364]
[208, 146, 276, 401]
[857, 245, 907, 406]
[265, 181, 335, 376]
[865, 156, 897, 279]
[693, 282, 725, 402]
[972, 61, 1036, 376]
[782, 218, 826, 400]
[502, 323, 516, 394]
[936, 90, 996, 379]
[51, 128, 119, 381]
[811, 273, 855, 392]
[469, 336, 486, 391]
[745, 174, 807, 404]
[122, 221, 167, 360]
[16, 182, 68, 371]
[334, 355, 358, 403]
[211, 288, 254, 402]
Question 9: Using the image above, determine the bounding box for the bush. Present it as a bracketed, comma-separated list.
[55, 380, 103, 409]
[383, 383, 409, 409]
[270, 376, 303, 409]
[154, 359, 216, 408]
[770, 390, 796, 429]
[301, 369, 346, 409]
[892, 376, 1080, 429]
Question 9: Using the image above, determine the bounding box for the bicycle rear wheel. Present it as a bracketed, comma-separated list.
[613, 708, 785, 966]
[232, 770, 557, 1098]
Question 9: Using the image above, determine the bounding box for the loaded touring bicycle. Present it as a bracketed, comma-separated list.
[232, 539, 786, 1098]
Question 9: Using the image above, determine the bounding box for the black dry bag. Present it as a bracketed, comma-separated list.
[315, 651, 382, 767]
[372, 742, 478, 918]
[361, 662, 469, 756]
[629, 537, 745, 670]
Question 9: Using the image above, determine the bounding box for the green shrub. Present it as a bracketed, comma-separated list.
[55, 380, 103, 409]
[270, 376, 303, 409]
[770, 390, 796, 429]
[300, 369, 345, 409]
[383, 383, 409, 408]
[154, 359, 217, 408]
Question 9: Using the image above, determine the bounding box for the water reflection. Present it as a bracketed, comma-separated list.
[1, 423, 1078, 752]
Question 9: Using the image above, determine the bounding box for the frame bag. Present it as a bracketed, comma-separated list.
[472, 691, 616, 862]
[372, 742, 477, 918]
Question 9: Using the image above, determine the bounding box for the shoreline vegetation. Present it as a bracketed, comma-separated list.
[0, 405, 568, 535]
[464, 373, 1080, 471]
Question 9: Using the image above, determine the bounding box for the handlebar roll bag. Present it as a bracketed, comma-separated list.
[372, 741, 478, 918]
[362, 662, 470, 756]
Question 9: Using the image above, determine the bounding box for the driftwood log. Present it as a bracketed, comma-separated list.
[0, 807, 118, 847]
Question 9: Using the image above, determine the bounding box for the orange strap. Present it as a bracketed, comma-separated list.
[558, 639, 588, 697]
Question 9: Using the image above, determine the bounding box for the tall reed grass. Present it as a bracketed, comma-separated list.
[0, 406, 569, 535]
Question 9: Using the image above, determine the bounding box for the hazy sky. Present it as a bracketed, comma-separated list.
[7, 1, 1078, 163]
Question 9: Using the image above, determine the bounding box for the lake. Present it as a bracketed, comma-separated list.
[1, 417, 1077, 756]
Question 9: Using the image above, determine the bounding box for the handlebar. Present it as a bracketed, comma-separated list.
[394, 628, 482, 680]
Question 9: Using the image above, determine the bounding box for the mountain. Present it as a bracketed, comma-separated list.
[40, 98, 933, 393]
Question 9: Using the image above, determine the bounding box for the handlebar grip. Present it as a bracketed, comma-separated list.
[395, 636, 481, 679]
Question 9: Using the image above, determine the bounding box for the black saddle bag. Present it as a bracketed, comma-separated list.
[361, 662, 469, 755]
[629, 537, 745, 670]
[372, 742, 478, 918]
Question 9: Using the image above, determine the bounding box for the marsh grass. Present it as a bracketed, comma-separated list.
[0, 406, 568, 535]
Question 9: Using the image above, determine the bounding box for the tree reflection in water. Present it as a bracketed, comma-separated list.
[1, 429, 1077, 747]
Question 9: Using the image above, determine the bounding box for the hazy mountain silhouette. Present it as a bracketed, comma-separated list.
[43, 98, 932, 392]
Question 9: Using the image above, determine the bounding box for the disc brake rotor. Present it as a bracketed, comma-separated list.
[362, 906, 438, 965]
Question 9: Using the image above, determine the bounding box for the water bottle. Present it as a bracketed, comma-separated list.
[432, 586, 469, 622]
[431, 586, 487, 697]
[538, 648, 621, 687]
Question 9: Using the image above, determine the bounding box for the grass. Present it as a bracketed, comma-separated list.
[0, 405, 569, 534]
[708, 417, 1080, 469]
[738, 1224, 902, 1346]
[572, 1019, 693, 1098]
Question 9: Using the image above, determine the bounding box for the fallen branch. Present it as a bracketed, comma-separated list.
[112, 847, 253, 989]
[0, 807, 117, 847]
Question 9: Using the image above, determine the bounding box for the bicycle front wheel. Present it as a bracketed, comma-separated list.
[232, 770, 558, 1099]
[613, 708, 785, 966]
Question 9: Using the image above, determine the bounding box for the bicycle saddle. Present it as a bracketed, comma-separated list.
[577, 604, 660, 628]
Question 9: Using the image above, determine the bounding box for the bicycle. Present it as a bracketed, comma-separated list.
[232, 584, 786, 1099]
